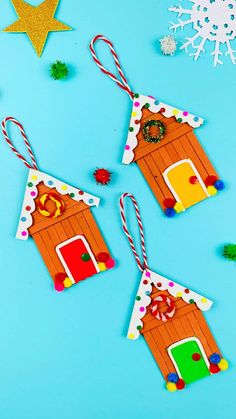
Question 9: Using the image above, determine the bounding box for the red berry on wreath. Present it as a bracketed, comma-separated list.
[93, 168, 112, 185]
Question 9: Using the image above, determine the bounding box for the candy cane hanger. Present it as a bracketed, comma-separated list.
[90, 35, 134, 100]
[2, 117, 39, 170]
[119, 193, 149, 272]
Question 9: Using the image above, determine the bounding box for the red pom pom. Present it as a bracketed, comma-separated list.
[163, 198, 176, 208]
[93, 168, 112, 185]
[209, 363, 220, 374]
[97, 252, 109, 262]
[205, 175, 218, 186]
[55, 272, 67, 283]
[54, 280, 65, 292]
[176, 379, 185, 390]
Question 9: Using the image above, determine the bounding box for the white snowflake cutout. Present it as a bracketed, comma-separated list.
[169, 0, 236, 66]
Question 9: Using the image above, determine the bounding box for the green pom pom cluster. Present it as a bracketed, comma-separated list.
[50, 60, 69, 80]
[223, 244, 236, 261]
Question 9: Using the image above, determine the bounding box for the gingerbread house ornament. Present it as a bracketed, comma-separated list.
[120, 193, 228, 391]
[2, 117, 115, 291]
[90, 36, 225, 217]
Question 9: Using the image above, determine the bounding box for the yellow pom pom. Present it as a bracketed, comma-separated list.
[98, 262, 107, 272]
[174, 202, 184, 213]
[63, 277, 73, 288]
[207, 185, 218, 196]
[166, 382, 177, 392]
[218, 359, 229, 371]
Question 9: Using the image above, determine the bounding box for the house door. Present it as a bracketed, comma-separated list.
[56, 235, 99, 283]
[168, 338, 210, 384]
[163, 159, 209, 209]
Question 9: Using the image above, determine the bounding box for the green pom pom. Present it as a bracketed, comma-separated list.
[223, 244, 236, 261]
[50, 60, 69, 80]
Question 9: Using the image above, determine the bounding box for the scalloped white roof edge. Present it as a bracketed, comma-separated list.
[127, 269, 213, 340]
[122, 94, 204, 165]
[16, 169, 100, 241]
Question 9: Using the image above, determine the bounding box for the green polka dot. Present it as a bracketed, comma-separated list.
[129, 127, 134, 132]
[70, 193, 75, 198]
[136, 296, 141, 301]
[189, 299, 195, 304]
[145, 103, 150, 108]
[177, 118, 183, 123]
[27, 182, 33, 187]
[134, 93, 139, 98]
[137, 325, 142, 330]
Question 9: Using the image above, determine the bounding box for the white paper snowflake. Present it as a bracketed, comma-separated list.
[169, 0, 236, 66]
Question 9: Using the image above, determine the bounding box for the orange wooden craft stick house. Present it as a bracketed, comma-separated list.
[90, 35, 225, 217]
[2, 117, 115, 292]
[120, 193, 228, 391]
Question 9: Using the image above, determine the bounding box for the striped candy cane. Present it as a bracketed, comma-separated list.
[150, 294, 175, 322]
[90, 35, 134, 100]
[119, 193, 148, 272]
[2, 117, 39, 170]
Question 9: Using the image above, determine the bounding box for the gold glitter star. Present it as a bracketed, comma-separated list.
[3, 0, 72, 57]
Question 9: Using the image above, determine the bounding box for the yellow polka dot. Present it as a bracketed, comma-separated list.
[176, 292, 183, 298]
[61, 185, 68, 191]
[166, 382, 177, 392]
[172, 109, 179, 115]
[132, 111, 137, 117]
[128, 333, 135, 340]
[63, 277, 73, 288]
[218, 359, 228, 371]
[207, 185, 217, 196]
[98, 262, 107, 272]
[31, 175, 38, 181]
[174, 202, 184, 213]
[201, 297, 207, 303]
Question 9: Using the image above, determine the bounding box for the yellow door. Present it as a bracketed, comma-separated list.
[163, 160, 208, 209]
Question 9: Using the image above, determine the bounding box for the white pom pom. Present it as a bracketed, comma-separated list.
[160, 35, 177, 56]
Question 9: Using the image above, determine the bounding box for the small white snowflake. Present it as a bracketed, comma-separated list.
[169, 0, 236, 66]
[160, 34, 177, 55]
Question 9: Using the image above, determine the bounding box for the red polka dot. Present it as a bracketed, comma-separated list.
[97, 252, 109, 262]
[205, 175, 218, 186]
[192, 353, 201, 361]
[163, 198, 176, 208]
[25, 206, 31, 211]
[143, 280, 148, 285]
[134, 120, 140, 124]
[210, 363, 220, 374]
[160, 107, 166, 113]
[157, 282, 162, 287]
[78, 190, 84, 195]
[176, 379, 185, 390]
[189, 176, 198, 184]
[184, 289, 190, 294]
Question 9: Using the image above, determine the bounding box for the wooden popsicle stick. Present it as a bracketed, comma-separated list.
[194, 310, 221, 355]
[136, 158, 166, 207]
[143, 331, 170, 377]
[187, 312, 211, 355]
[187, 131, 218, 177]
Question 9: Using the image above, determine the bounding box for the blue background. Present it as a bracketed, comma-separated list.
[0, 1, 235, 418]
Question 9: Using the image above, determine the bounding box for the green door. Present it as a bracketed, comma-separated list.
[169, 339, 210, 384]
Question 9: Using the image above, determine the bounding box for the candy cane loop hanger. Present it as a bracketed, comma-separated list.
[90, 35, 134, 100]
[119, 193, 149, 272]
[1, 117, 39, 170]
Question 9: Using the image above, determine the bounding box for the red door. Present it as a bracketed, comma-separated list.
[56, 235, 99, 283]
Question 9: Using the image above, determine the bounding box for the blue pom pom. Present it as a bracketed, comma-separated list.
[167, 372, 179, 383]
[209, 353, 221, 364]
[214, 180, 225, 191]
[165, 207, 175, 217]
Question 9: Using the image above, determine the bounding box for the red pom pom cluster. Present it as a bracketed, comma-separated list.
[93, 168, 112, 185]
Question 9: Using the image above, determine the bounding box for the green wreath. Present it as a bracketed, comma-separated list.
[142, 120, 166, 143]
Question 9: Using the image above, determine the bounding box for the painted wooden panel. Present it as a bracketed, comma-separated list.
[186, 131, 218, 177]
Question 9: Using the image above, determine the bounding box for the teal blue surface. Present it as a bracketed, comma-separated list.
[0, 1, 235, 418]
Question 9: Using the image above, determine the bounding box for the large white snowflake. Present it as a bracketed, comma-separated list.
[169, 0, 236, 66]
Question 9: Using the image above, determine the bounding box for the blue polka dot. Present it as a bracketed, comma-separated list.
[21, 216, 27, 222]
[145, 291, 151, 296]
[193, 116, 199, 122]
[48, 180, 54, 186]
[88, 199, 94, 204]
[154, 100, 159, 105]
